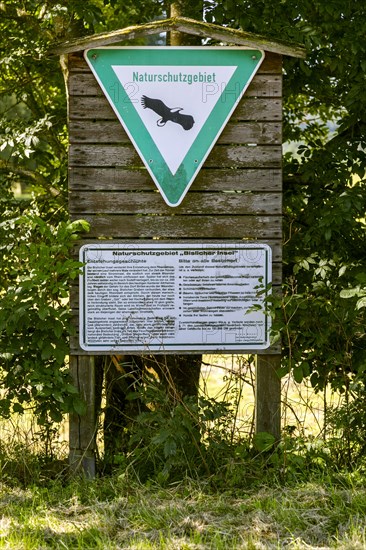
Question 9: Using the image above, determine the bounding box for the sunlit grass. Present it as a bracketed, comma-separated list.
[0, 355, 354, 549]
[1, 478, 366, 549]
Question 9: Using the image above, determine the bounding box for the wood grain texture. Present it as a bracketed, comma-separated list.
[256, 354, 281, 438]
[67, 49, 283, 355]
[69, 191, 282, 215]
[69, 167, 282, 192]
[68, 51, 282, 74]
[71, 238, 283, 261]
[69, 356, 97, 449]
[53, 17, 305, 58]
[70, 213, 282, 239]
[69, 73, 282, 98]
[69, 120, 282, 145]
[69, 144, 282, 169]
[69, 95, 282, 122]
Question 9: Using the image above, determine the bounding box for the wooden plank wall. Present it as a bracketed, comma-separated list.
[68, 51, 282, 355]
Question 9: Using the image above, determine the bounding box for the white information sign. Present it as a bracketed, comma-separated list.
[79, 243, 272, 352]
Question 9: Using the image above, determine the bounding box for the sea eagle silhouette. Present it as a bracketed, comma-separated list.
[141, 95, 194, 131]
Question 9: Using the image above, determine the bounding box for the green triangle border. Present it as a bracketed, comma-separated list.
[84, 47, 265, 207]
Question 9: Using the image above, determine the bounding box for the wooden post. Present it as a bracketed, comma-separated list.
[255, 354, 281, 440]
[69, 355, 97, 477]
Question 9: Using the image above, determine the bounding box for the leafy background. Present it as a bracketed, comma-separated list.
[0, 0, 365, 462]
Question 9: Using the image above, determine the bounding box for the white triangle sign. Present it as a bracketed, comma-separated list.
[85, 47, 265, 207]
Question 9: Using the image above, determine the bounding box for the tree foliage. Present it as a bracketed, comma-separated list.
[0, 0, 160, 423]
[206, 0, 366, 392]
[0, 0, 365, 426]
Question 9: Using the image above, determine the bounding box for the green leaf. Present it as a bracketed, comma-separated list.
[73, 397, 87, 416]
[152, 429, 170, 446]
[340, 288, 360, 299]
[53, 392, 64, 403]
[293, 366, 304, 383]
[49, 408, 63, 422]
[41, 343, 54, 360]
[38, 306, 49, 320]
[54, 346, 66, 365]
[12, 403, 24, 414]
[356, 297, 366, 310]
[65, 384, 79, 395]
[253, 432, 276, 452]
[338, 265, 347, 277]
[163, 437, 177, 458]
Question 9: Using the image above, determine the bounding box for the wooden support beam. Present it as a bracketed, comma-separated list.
[255, 354, 281, 440]
[69, 355, 97, 477]
[50, 17, 306, 58]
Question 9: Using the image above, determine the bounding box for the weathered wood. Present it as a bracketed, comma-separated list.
[68, 50, 282, 74]
[69, 144, 282, 169]
[63, 20, 290, 469]
[67, 45, 284, 361]
[69, 72, 282, 98]
[69, 167, 282, 192]
[69, 119, 281, 146]
[69, 95, 282, 121]
[52, 17, 306, 58]
[207, 145, 282, 168]
[69, 191, 281, 215]
[69, 355, 97, 477]
[70, 213, 282, 239]
[71, 238, 283, 262]
[255, 354, 281, 439]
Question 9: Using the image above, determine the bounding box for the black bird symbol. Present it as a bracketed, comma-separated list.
[141, 95, 194, 131]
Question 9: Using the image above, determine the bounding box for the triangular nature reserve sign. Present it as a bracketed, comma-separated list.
[85, 47, 265, 207]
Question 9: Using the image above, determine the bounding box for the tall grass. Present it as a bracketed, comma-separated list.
[1, 355, 365, 548]
[0, 354, 347, 484]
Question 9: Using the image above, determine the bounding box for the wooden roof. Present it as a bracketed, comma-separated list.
[51, 16, 306, 58]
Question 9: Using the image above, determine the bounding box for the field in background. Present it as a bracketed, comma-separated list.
[0, 354, 343, 459]
[202, 354, 342, 439]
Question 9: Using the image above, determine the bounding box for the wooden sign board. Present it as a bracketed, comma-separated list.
[52, 13, 310, 472]
[67, 49, 283, 355]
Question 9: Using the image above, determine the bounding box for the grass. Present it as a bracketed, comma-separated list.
[1, 476, 366, 548]
[0, 356, 359, 549]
